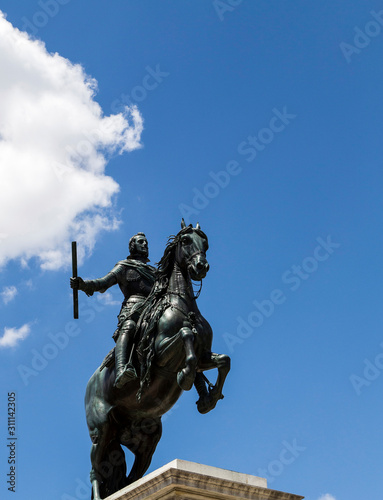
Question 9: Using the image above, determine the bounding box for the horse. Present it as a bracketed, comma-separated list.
[84, 221, 231, 499]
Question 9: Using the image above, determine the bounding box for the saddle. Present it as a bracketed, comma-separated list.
[98, 289, 170, 401]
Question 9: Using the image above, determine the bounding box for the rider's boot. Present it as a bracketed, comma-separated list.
[114, 330, 137, 389]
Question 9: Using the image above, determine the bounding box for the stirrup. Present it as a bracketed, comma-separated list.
[114, 364, 137, 388]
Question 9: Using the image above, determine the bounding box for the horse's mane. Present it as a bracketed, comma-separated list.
[136, 224, 208, 400]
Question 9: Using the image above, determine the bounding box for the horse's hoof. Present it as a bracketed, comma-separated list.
[196, 388, 224, 414]
[177, 369, 194, 391]
[196, 395, 212, 414]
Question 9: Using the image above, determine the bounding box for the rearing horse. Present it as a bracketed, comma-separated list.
[84, 221, 230, 499]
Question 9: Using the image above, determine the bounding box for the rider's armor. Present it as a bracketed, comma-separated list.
[82, 258, 157, 387]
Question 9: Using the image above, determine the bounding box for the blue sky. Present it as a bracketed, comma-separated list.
[0, 1, 382, 499]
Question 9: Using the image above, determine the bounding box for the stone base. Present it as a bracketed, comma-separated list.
[106, 459, 304, 500]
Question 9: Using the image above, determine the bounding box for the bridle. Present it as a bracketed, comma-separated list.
[186, 250, 206, 299]
[185, 250, 207, 264]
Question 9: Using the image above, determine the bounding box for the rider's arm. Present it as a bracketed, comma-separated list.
[79, 264, 122, 296]
[81, 273, 117, 296]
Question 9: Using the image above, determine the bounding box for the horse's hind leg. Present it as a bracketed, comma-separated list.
[177, 326, 197, 390]
[124, 417, 162, 485]
[90, 443, 103, 500]
[89, 422, 117, 499]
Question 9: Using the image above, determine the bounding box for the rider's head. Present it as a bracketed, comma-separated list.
[129, 232, 149, 260]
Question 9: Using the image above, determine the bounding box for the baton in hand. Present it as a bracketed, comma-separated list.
[72, 241, 79, 319]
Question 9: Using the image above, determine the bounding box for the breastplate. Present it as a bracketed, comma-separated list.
[119, 268, 153, 298]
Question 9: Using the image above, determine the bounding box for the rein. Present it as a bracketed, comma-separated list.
[165, 293, 198, 333]
[168, 279, 203, 301]
[192, 280, 203, 299]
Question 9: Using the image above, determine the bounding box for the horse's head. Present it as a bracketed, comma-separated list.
[174, 220, 210, 281]
[157, 220, 209, 282]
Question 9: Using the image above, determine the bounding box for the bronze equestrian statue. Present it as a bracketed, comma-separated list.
[71, 221, 230, 500]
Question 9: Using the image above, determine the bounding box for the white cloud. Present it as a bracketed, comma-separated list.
[1, 285, 18, 304]
[0, 324, 31, 348]
[97, 291, 121, 306]
[0, 12, 143, 271]
[318, 495, 336, 500]
[24, 279, 34, 290]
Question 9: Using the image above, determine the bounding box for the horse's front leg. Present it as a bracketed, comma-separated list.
[195, 352, 231, 414]
[177, 326, 197, 391]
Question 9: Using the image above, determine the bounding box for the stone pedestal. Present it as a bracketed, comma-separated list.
[106, 459, 304, 500]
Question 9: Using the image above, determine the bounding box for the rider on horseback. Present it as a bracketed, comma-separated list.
[70, 233, 157, 388]
[82, 222, 230, 500]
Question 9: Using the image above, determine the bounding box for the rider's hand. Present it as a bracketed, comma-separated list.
[70, 277, 84, 290]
